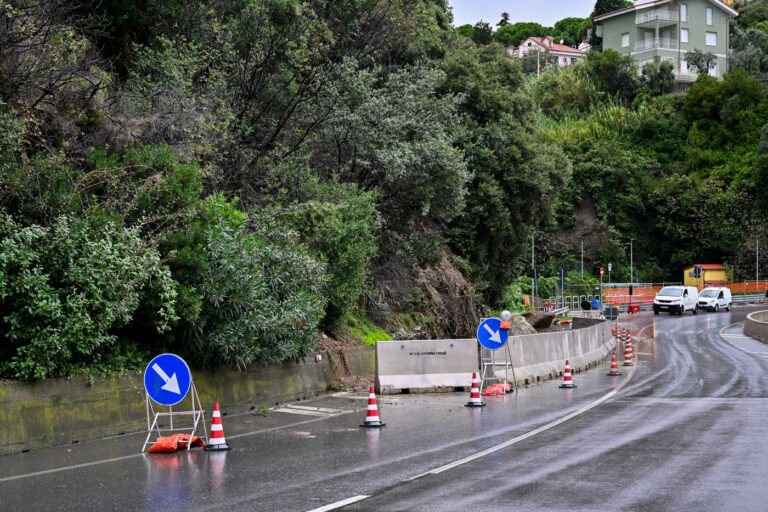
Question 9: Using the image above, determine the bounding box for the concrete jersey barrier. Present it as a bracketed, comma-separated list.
[744, 310, 768, 344]
[375, 339, 477, 394]
[376, 319, 615, 394]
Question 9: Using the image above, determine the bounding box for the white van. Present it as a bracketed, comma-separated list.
[697, 286, 732, 312]
[653, 286, 699, 315]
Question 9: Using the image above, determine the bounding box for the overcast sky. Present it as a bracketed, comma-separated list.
[448, 0, 597, 28]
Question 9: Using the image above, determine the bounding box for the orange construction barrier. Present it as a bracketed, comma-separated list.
[148, 433, 205, 453]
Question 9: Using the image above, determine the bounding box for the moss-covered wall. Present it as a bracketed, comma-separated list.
[0, 347, 374, 455]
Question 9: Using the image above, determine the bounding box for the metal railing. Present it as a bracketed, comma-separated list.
[635, 10, 678, 25]
[635, 37, 678, 52]
[732, 294, 767, 305]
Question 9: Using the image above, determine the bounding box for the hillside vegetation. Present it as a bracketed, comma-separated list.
[1, 0, 767, 380]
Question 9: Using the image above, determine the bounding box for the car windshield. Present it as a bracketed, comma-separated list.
[659, 287, 683, 297]
[700, 289, 718, 298]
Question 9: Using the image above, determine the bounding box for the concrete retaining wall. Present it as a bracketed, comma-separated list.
[744, 310, 768, 344]
[0, 347, 373, 455]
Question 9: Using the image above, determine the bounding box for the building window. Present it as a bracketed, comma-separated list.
[681, 4, 687, 22]
[527, 42, 532, 46]
[709, 63, 718, 77]
[621, 32, 629, 47]
[706, 7, 713, 25]
[681, 59, 688, 73]
[571, 58, 576, 65]
[681, 28, 689, 43]
[706, 31, 717, 46]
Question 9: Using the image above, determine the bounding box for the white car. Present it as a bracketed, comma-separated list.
[653, 285, 699, 315]
[697, 287, 732, 312]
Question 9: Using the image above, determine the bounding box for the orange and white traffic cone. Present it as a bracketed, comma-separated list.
[465, 372, 486, 407]
[559, 360, 577, 388]
[627, 339, 634, 359]
[360, 386, 386, 427]
[623, 345, 633, 366]
[607, 352, 621, 376]
[205, 402, 230, 451]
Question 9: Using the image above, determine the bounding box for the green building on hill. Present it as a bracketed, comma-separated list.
[594, 0, 739, 87]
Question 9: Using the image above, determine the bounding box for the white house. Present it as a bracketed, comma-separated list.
[509, 36, 585, 67]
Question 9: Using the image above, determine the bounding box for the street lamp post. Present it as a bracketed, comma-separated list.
[581, 238, 584, 279]
[630, 238, 636, 286]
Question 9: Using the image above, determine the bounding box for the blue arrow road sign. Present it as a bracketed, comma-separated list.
[144, 353, 192, 406]
[477, 318, 509, 350]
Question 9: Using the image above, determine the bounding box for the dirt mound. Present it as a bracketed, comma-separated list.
[522, 311, 556, 329]
[418, 257, 481, 338]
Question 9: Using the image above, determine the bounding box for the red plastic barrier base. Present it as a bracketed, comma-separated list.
[148, 434, 205, 453]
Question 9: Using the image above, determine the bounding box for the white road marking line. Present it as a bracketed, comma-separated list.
[0, 454, 141, 483]
[408, 362, 638, 480]
[273, 408, 331, 417]
[306, 495, 370, 512]
[284, 405, 343, 414]
[0, 410, 358, 483]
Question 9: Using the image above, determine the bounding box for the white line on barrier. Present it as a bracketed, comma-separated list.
[306, 495, 370, 512]
[408, 362, 638, 480]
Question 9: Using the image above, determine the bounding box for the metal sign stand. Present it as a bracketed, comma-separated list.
[142, 380, 207, 452]
[480, 346, 512, 395]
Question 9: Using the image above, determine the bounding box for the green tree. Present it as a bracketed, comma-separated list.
[641, 61, 675, 95]
[457, 24, 474, 38]
[553, 17, 588, 47]
[497, 12, 510, 27]
[472, 21, 494, 45]
[686, 48, 717, 74]
[729, 27, 768, 74]
[440, 39, 571, 302]
[585, 49, 639, 102]
[494, 22, 550, 46]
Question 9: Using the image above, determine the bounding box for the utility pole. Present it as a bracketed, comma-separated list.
[581, 238, 584, 279]
[758, 236, 760, 285]
[532, 234, 535, 309]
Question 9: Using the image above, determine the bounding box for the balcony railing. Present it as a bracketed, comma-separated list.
[634, 37, 678, 52]
[635, 9, 678, 25]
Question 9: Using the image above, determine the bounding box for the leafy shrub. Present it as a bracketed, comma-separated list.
[2, 143, 203, 230]
[282, 179, 378, 332]
[0, 212, 177, 380]
[170, 195, 328, 368]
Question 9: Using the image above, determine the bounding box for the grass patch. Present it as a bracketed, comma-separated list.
[345, 311, 393, 346]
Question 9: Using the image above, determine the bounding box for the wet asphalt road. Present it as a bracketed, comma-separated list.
[2, 307, 768, 511]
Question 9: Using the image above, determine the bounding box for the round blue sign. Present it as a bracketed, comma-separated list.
[143, 353, 192, 406]
[477, 318, 509, 350]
